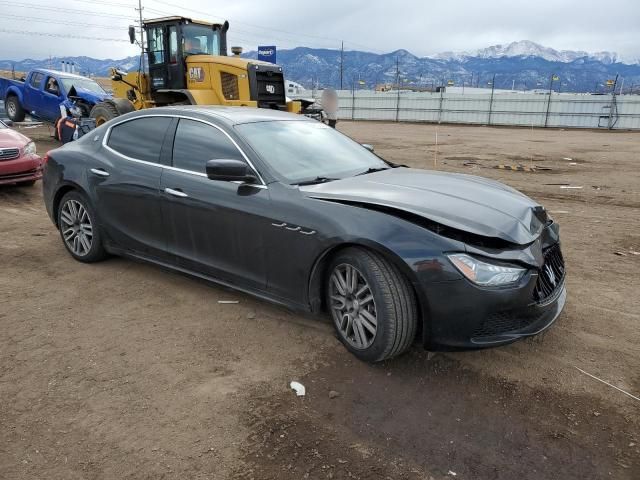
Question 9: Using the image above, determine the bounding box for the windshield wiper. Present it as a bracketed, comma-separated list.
[293, 176, 338, 186]
[355, 167, 391, 176]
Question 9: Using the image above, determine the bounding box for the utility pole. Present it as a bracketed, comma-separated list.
[339, 41, 344, 90]
[544, 73, 556, 127]
[136, 0, 145, 75]
[395, 57, 401, 122]
[487, 73, 496, 125]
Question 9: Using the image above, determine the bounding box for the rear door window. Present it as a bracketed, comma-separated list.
[107, 117, 172, 164]
[168, 26, 178, 64]
[29, 72, 44, 89]
[172, 119, 244, 173]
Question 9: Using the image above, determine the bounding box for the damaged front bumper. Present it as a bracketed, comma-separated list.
[421, 241, 567, 349]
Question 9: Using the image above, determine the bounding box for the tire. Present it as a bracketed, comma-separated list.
[326, 247, 418, 362]
[57, 191, 107, 263]
[5, 95, 25, 122]
[90, 99, 135, 126]
[89, 101, 120, 126]
[17, 180, 36, 187]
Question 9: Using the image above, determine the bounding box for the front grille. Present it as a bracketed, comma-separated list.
[221, 72, 239, 100]
[473, 310, 544, 338]
[0, 148, 20, 161]
[534, 243, 565, 302]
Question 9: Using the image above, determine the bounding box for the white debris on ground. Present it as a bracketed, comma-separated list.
[290, 381, 306, 396]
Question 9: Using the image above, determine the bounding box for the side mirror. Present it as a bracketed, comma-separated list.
[128, 26, 136, 45]
[206, 159, 256, 183]
[362, 143, 375, 152]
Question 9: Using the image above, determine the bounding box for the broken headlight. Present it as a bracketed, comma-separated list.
[447, 253, 526, 286]
[68, 105, 83, 118]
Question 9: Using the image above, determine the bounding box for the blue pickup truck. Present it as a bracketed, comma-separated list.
[0, 69, 111, 123]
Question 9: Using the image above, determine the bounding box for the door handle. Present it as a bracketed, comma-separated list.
[164, 187, 188, 198]
[90, 168, 109, 177]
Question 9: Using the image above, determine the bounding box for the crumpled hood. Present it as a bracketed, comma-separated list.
[301, 168, 548, 245]
[68, 86, 111, 105]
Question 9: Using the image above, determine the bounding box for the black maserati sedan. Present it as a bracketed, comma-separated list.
[43, 106, 566, 362]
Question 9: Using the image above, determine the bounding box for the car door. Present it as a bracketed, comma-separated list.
[42, 76, 64, 122]
[23, 72, 44, 116]
[161, 117, 271, 291]
[91, 115, 174, 259]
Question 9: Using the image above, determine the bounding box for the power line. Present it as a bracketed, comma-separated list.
[1, 0, 383, 54]
[71, 0, 133, 6]
[0, 28, 130, 42]
[0, 1, 135, 19]
[150, 0, 339, 42]
[1, 13, 128, 30]
[147, 0, 383, 52]
[58, 0, 384, 52]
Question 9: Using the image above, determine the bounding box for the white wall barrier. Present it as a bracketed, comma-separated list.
[330, 90, 640, 130]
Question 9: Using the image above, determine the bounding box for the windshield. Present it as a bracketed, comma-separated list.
[60, 77, 106, 95]
[235, 121, 389, 184]
[183, 24, 221, 55]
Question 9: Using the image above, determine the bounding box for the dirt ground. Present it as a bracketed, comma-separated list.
[1, 122, 638, 479]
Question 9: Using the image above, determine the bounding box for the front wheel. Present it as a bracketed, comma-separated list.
[89, 102, 120, 126]
[89, 99, 135, 126]
[57, 191, 107, 263]
[326, 248, 418, 362]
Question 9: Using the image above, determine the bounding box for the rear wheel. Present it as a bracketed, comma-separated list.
[6, 96, 25, 122]
[326, 247, 418, 362]
[57, 191, 107, 263]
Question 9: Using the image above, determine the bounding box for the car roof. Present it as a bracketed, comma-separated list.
[143, 105, 312, 126]
[33, 69, 91, 81]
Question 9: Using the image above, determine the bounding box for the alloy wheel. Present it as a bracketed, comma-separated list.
[7, 102, 16, 118]
[329, 263, 378, 349]
[60, 199, 93, 257]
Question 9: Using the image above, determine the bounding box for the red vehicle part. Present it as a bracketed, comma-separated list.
[0, 123, 43, 186]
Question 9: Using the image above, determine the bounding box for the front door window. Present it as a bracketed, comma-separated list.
[148, 27, 166, 65]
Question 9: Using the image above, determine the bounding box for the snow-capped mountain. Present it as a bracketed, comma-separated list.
[429, 40, 624, 65]
[244, 45, 640, 93]
[0, 55, 140, 76]
[2, 40, 639, 93]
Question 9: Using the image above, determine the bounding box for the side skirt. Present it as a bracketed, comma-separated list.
[104, 244, 313, 314]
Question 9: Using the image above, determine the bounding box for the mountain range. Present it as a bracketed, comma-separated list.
[1, 41, 638, 93]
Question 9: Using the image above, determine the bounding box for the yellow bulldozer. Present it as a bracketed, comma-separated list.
[89, 16, 304, 125]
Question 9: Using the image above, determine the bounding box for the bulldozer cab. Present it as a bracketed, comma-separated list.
[143, 16, 229, 92]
